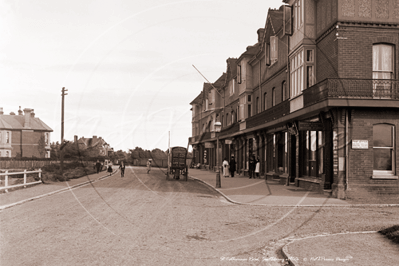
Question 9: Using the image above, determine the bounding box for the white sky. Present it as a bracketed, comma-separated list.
[1, 0, 283, 152]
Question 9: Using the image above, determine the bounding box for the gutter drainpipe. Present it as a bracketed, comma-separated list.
[345, 109, 349, 193]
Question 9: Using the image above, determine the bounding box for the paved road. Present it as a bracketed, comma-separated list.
[1, 166, 398, 266]
[0, 167, 291, 265]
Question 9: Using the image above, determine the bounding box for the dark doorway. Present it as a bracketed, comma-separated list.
[290, 134, 297, 182]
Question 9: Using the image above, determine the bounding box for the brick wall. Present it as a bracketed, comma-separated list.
[338, 26, 399, 79]
[10, 130, 45, 158]
[348, 108, 399, 197]
[316, 29, 339, 81]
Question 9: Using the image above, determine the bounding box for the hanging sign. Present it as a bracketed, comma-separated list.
[297, 121, 324, 131]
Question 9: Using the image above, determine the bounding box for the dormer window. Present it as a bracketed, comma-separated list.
[270, 36, 278, 64]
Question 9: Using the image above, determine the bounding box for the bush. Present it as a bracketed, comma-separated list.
[41, 162, 96, 182]
[379, 225, 399, 244]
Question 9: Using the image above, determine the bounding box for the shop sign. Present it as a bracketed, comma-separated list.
[205, 142, 214, 148]
[352, 140, 368, 149]
[297, 121, 324, 131]
[225, 139, 232, 145]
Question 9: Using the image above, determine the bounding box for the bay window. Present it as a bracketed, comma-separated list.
[290, 48, 315, 98]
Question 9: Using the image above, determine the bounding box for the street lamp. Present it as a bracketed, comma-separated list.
[215, 121, 222, 188]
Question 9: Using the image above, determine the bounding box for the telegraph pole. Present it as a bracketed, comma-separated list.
[60, 87, 68, 174]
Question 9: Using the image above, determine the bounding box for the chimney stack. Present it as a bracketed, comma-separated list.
[23, 108, 33, 128]
[0, 107, 3, 115]
[74, 135, 78, 143]
[18, 106, 23, 115]
[257, 28, 265, 43]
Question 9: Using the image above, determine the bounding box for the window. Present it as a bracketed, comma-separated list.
[264, 92, 267, 110]
[282, 81, 288, 101]
[265, 43, 271, 66]
[247, 104, 251, 118]
[237, 65, 241, 84]
[301, 130, 323, 178]
[291, 48, 314, 98]
[6, 132, 10, 144]
[306, 49, 315, 88]
[294, 0, 303, 31]
[373, 44, 394, 98]
[272, 88, 276, 107]
[373, 124, 395, 175]
[256, 97, 260, 114]
[230, 80, 235, 96]
[270, 36, 278, 64]
[226, 113, 230, 126]
[290, 50, 304, 98]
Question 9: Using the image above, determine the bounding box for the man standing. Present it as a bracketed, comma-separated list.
[119, 161, 125, 177]
[147, 159, 152, 174]
[249, 154, 255, 179]
[229, 155, 236, 177]
[95, 160, 101, 174]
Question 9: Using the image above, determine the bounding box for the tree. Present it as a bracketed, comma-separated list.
[50, 142, 60, 159]
[38, 134, 46, 158]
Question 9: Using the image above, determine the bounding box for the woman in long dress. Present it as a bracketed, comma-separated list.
[255, 157, 260, 178]
[222, 158, 229, 177]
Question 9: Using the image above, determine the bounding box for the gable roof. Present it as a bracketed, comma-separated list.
[0, 115, 53, 131]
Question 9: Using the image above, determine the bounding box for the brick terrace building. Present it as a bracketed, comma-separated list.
[189, 0, 399, 199]
[0, 107, 53, 158]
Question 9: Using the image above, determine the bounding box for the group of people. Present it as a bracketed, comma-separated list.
[93, 159, 152, 177]
[221, 154, 260, 179]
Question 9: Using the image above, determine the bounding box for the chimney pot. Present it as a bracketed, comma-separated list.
[18, 106, 23, 115]
[0, 107, 3, 115]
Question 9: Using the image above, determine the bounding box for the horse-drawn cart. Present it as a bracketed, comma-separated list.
[167, 146, 188, 181]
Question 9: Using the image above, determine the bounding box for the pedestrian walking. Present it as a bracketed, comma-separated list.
[119, 161, 125, 177]
[229, 155, 236, 177]
[107, 163, 113, 175]
[95, 160, 101, 174]
[222, 158, 229, 177]
[147, 159, 152, 174]
[255, 157, 260, 178]
[249, 154, 255, 179]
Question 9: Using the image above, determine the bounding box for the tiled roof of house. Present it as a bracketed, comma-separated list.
[0, 115, 53, 131]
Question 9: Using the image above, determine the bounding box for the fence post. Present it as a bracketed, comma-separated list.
[5, 170, 8, 193]
[39, 168, 42, 182]
[24, 169, 27, 187]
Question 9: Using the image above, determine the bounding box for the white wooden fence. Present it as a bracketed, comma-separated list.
[0, 169, 42, 193]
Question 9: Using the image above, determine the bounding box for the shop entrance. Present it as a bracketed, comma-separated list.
[290, 134, 297, 182]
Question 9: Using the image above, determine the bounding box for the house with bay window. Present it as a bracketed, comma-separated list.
[0, 107, 53, 158]
[189, 0, 399, 199]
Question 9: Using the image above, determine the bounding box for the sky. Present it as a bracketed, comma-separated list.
[1, 0, 283, 152]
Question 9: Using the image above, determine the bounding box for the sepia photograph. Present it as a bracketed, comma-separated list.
[1, 0, 399, 265]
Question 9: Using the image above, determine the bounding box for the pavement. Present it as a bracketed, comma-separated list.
[1, 166, 398, 265]
[187, 168, 399, 266]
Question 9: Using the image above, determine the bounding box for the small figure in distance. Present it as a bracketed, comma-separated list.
[119, 161, 125, 177]
[95, 160, 101, 174]
[147, 159, 152, 174]
[107, 163, 113, 175]
[222, 158, 230, 178]
[229, 155, 236, 178]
